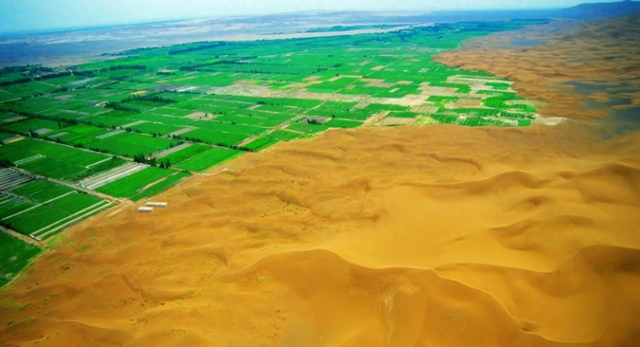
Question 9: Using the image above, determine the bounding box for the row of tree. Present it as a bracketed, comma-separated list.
[132, 153, 172, 169]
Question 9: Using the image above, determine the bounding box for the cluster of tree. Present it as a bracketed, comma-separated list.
[104, 102, 140, 113]
[121, 95, 176, 104]
[215, 143, 253, 152]
[168, 42, 227, 55]
[132, 153, 172, 168]
[121, 127, 169, 140]
[72, 70, 97, 77]
[233, 69, 300, 75]
[0, 77, 31, 86]
[121, 127, 140, 133]
[0, 64, 54, 74]
[52, 87, 71, 93]
[133, 153, 156, 165]
[176, 134, 254, 152]
[179, 58, 248, 71]
[0, 71, 73, 87]
[157, 160, 172, 169]
[305, 24, 398, 33]
[180, 55, 264, 72]
[18, 111, 78, 126]
[0, 158, 14, 168]
[108, 65, 146, 71]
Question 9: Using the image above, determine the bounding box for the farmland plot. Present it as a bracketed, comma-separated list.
[88, 132, 178, 157]
[96, 166, 173, 198]
[0, 232, 41, 287]
[176, 147, 243, 172]
[1, 178, 110, 239]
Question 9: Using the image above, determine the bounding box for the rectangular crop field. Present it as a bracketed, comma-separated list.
[0, 232, 41, 287]
[131, 172, 192, 201]
[175, 147, 243, 172]
[2, 178, 110, 238]
[87, 132, 177, 157]
[96, 166, 173, 198]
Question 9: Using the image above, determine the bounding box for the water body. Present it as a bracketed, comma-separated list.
[572, 80, 640, 138]
[612, 107, 640, 123]
[566, 80, 638, 96]
[566, 80, 611, 95]
[587, 98, 633, 109]
[592, 99, 640, 138]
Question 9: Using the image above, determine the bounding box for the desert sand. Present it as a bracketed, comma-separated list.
[1, 121, 640, 347]
[2, 16, 640, 347]
[437, 15, 640, 120]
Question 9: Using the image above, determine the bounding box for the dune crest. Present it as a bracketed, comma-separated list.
[1, 123, 640, 346]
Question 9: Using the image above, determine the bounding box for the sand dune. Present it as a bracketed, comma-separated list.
[1, 121, 640, 346]
[436, 15, 640, 120]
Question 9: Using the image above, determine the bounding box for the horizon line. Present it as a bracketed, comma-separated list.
[0, 7, 567, 37]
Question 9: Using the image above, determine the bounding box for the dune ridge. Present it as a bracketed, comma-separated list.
[1, 122, 640, 346]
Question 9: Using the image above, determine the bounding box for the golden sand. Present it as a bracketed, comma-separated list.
[2, 15, 640, 347]
[1, 122, 640, 346]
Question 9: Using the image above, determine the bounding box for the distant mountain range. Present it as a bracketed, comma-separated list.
[374, 1, 640, 23]
[557, 0, 640, 19]
[311, 1, 640, 26]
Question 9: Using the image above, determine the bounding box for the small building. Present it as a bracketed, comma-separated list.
[146, 202, 168, 208]
[138, 207, 154, 213]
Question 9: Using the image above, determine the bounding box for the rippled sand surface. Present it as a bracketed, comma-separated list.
[1, 122, 640, 347]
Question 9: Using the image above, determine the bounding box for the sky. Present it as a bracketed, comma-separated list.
[0, 0, 624, 33]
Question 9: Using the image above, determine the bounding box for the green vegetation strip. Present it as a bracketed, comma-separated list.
[176, 147, 243, 172]
[131, 172, 192, 201]
[0, 232, 41, 287]
[96, 166, 172, 198]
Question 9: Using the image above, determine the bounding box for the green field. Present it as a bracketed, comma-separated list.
[1, 177, 110, 239]
[286, 123, 329, 134]
[176, 147, 243, 172]
[130, 172, 192, 201]
[0, 232, 41, 287]
[96, 166, 173, 198]
[0, 138, 110, 180]
[158, 144, 209, 166]
[87, 132, 178, 157]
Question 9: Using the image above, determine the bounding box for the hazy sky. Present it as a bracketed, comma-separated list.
[0, 0, 622, 33]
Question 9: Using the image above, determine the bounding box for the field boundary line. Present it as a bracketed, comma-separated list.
[2, 191, 76, 221]
[14, 154, 45, 166]
[32, 200, 112, 239]
[10, 166, 122, 203]
[86, 157, 113, 168]
[0, 225, 42, 247]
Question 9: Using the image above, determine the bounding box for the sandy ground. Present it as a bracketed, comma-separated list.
[2, 15, 640, 347]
